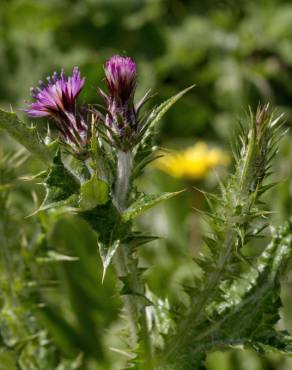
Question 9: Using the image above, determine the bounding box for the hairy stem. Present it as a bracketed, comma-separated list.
[113, 150, 153, 369]
[114, 150, 132, 212]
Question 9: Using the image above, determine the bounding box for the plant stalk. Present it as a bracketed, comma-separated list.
[113, 149, 154, 369]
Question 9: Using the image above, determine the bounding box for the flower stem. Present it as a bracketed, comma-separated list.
[113, 150, 154, 369]
[114, 150, 132, 212]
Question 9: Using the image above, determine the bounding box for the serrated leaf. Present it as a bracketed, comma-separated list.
[99, 239, 120, 283]
[144, 85, 195, 132]
[163, 222, 292, 369]
[162, 108, 289, 370]
[0, 109, 53, 163]
[208, 222, 292, 319]
[79, 173, 109, 211]
[199, 222, 292, 357]
[81, 201, 126, 245]
[123, 233, 159, 248]
[39, 151, 80, 211]
[122, 191, 183, 222]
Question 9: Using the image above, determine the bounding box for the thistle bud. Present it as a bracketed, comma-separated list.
[104, 55, 136, 102]
[98, 55, 147, 151]
[26, 67, 89, 155]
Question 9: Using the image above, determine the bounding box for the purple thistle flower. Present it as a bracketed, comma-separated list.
[104, 55, 136, 102]
[98, 55, 151, 150]
[26, 67, 89, 153]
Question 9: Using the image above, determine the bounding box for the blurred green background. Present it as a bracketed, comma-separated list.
[1, 0, 292, 369]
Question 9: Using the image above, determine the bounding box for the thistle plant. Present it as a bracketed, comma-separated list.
[0, 55, 291, 370]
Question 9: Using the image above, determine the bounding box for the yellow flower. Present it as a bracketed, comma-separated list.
[155, 142, 230, 180]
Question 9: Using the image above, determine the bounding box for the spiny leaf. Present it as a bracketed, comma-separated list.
[99, 239, 120, 283]
[38, 151, 80, 212]
[123, 233, 159, 250]
[163, 222, 292, 369]
[81, 201, 129, 277]
[161, 107, 288, 369]
[122, 191, 183, 222]
[134, 85, 195, 166]
[132, 153, 163, 179]
[144, 85, 195, 134]
[81, 201, 126, 245]
[209, 222, 292, 316]
[79, 173, 109, 211]
[0, 109, 53, 163]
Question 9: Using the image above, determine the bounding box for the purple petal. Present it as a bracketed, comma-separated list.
[104, 55, 136, 100]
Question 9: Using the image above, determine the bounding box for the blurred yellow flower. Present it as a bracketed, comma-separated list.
[155, 142, 230, 180]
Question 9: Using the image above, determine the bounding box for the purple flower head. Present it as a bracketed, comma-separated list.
[26, 67, 89, 154]
[97, 55, 151, 151]
[104, 55, 136, 102]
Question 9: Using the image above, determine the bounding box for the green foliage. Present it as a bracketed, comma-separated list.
[39, 151, 80, 211]
[0, 109, 53, 164]
[207, 222, 292, 355]
[163, 221, 292, 370]
[1, 80, 291, 370]
[133, 85, 195, 178]
[1, 2, 292, 366]
[159, 108, 292, 369]
[79, 173, 109, 211]
[0, 150, 70, 369]
[137, 85, 195, 148]
[122, 191, 183, 222]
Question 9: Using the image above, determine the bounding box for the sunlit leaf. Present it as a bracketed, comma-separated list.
[79, 173, 109, 211]
[122, 191, 183, 222]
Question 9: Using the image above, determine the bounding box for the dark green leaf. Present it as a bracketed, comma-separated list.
[79, 173, 109, 211]
[39, 151, 80, 211]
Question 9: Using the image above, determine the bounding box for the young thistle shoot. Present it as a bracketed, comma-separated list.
[160, 105, 291, 370]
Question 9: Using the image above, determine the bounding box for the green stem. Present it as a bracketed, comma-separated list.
[114, 150, 132, 212]
[113, 246, 139, 344]
[113, 150, 154, 369]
